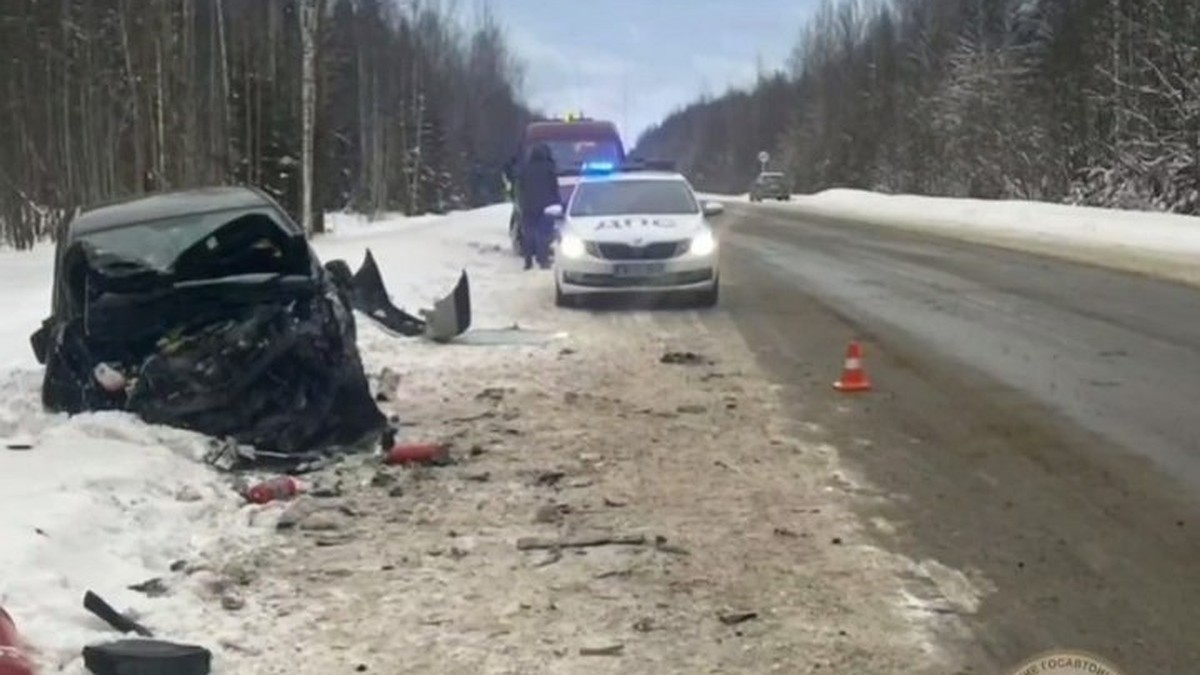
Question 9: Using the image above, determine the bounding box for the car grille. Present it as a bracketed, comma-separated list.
[586, 241, 687, 260]
[562, 269, 714, 288]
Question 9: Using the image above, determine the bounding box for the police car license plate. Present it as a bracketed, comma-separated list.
[612, 262, 665, 277]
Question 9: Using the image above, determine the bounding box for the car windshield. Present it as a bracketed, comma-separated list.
[759, 173, 784, 184]
[569, 179, 699, 217]
[77, 207, 283, 271]
[534, 139, 623, 170]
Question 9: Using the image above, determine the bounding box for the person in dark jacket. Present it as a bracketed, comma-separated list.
[517, 143, 560, 269]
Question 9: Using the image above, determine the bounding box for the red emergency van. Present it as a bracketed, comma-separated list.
[509, 118, 626, 255]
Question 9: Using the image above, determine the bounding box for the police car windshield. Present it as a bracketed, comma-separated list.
[569, 179, 699, 217]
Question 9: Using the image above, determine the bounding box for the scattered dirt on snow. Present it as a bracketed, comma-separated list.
[217, 294, 975, 674]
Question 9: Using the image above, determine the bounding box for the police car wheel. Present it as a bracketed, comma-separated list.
[694, 278, 719, 308]
[554, 282, 575, 308]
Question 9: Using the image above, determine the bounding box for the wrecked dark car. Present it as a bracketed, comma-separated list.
[30, 186, 470, 461]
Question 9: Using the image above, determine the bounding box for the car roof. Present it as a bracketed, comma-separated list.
[69, 186, 289, 236]
[759, 171, 784, 177]
[578, 171, 689, 184]
[524, 120, 620, 140]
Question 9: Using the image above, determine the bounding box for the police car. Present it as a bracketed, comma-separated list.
[544, 162, 723, 308]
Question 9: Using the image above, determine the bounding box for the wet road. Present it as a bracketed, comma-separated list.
[713, 203, 1200, 674]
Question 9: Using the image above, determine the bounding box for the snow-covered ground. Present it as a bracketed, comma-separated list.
[0, 200, 985, 674]
[707, 188, 1200, 284]
[0, 204, 537, 674]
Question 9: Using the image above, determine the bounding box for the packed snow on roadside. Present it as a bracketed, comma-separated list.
[800, 189, 1200, 255]
[0, 203, 544, 674]
[712, 187, 1200, 260]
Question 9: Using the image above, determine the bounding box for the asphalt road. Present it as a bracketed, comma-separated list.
[714, 203, 1200, 674]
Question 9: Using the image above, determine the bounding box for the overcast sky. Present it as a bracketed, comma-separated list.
[482, 1, 820, 145]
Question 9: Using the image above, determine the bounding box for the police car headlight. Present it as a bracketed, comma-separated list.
[559, 233, 586, 259]
[689, 230, 716, 256]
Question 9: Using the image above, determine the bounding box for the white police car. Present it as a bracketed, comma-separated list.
[545, 164, 723, 308]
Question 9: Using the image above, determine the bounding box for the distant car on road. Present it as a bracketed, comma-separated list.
[546, 162, 722, 308]
[749, 171, 790, 201]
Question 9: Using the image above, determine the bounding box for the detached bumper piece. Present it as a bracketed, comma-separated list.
[328, 249, 471, 342]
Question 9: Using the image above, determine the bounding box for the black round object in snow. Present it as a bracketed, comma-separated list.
[82, 639, 212, 675]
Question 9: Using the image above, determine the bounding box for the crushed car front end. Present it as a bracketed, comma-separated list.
[31, 188, 472, 464]
[33, 204, 389, 458]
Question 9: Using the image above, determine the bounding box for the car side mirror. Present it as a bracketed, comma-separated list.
[544, 204, 564, 219]
[702, 201, 724, 217]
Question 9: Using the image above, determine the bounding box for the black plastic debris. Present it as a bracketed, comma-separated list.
[83, 639, 211, 675]
[83, 591, 153, 637]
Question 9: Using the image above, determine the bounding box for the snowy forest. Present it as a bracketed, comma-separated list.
[635, 0, 1200, 215]
[0, 0, 532, 247]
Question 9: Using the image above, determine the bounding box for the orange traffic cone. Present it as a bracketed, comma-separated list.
[833, 341, 872, 392]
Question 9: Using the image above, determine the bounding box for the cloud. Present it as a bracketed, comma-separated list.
[487, 0, 822, 142]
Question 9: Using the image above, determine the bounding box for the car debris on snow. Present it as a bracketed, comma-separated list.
[28, 187, 472, 466]
[578, 643, 625, 657]
[516, 533, 648, 551]
[83, 639, 212, 675]
[717, 610, 759, 626]
[83, 590, 153, 637]
[659, 350, 711, 365]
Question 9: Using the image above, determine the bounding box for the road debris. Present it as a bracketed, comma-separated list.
[244, 476, 304, 505]
[83, 591, 153, 637]
[516, 534, 647, 551]
[127, 578, 169, 598]
[579, 643, 625, 657]
[660, 350, 709, 365]
[384, 443, 452, 466]
[534, 470, 566, 487]
[533, 503, 570, 524]
[82, 639, 212, 675]
[220, 593, 245, 611]
[372, 367, 403, 402]
[632, 617, 656, 632]
[653, 535, 690, 556]
[718, 611, 759, 626]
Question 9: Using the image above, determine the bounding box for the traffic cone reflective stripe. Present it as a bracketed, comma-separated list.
[834, 341, 872, 392]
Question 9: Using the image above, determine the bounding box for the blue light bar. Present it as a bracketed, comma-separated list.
[581, 161, 615, 174]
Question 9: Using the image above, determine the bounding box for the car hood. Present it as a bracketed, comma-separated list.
[564, 214, 707, 243]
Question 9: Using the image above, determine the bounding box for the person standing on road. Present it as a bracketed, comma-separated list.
[517, 143, 560, 270]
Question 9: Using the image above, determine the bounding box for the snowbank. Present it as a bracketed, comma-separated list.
[725, 188, 1200, 284]
[795, 189, 1200, 257]
[0, 203, 537, 674]
[0, 246, 54, 370]
[0, 368, 275, 672]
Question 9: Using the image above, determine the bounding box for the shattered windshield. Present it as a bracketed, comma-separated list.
[77, 208, 284, 271]
[569, 179, 700, 217]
